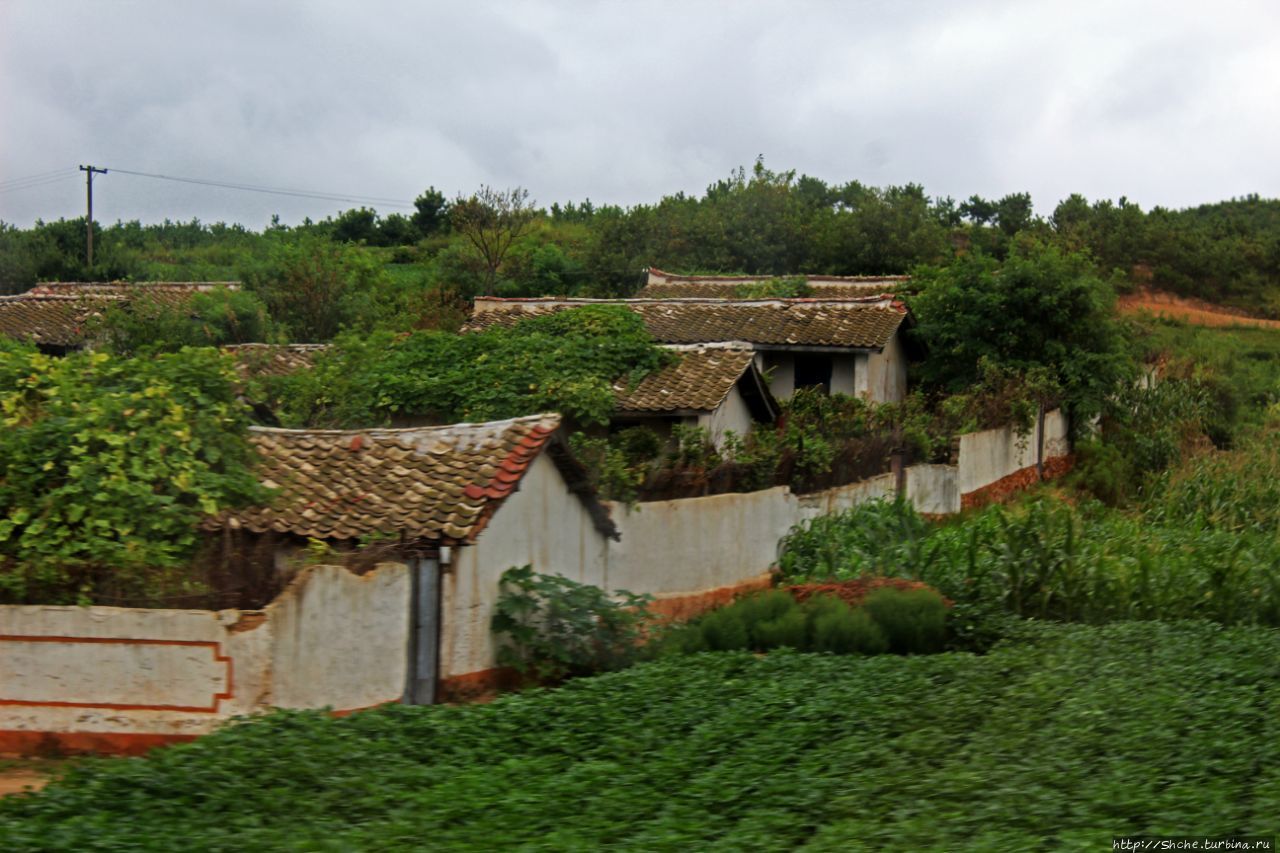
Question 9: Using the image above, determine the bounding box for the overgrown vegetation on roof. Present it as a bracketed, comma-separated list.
[0, 342, 264, 605]
[269, 305, 672, 428]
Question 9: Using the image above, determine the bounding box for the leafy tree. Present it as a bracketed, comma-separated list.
[240, 235, 385, 341]
[331, 207, 380, 244]
[412, 187, 450, 236]
[0, 342, 264, 603]
[910, 244, 1132, 419]
[450, 186, 535, 295]
[994, 192, 1035, 237]
[378, 212, 420, 246]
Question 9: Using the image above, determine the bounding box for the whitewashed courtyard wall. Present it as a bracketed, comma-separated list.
[2, 411, 1071, 746]
[0, 563, 409, 754]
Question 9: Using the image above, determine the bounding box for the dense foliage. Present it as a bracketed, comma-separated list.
[4, 162, 1279, 318]
[909, 244, 1130, 418]
[491, 565, 652, 682]
[0, 342, 264, 604]
[654, 587, 946, 657]
[779, 485, 1280, 642]
[272, 306, 672, 427]
[92, 285, 275, 355]
[3, 621, 1278, 849]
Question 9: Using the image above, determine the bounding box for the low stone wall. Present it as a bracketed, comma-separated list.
[0, 563, 410, 756]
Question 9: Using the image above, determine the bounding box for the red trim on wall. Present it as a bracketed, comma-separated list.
[647, 574, 774, 622]
[960, 455, 1075, 510]
[0, 635, 233, 713]
[438, 668, 521, 703]
[0, 730, 199, 758]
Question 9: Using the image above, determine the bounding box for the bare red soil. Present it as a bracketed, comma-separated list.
[1118, 289, 1280, 329]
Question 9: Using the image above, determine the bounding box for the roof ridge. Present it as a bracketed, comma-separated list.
[247, 412, 562, 437]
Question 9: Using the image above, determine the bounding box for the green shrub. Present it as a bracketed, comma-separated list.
[660, 589, 915, 657]
[779, 485, 1280, 630]
[862, 588, 948, 654]
[490, 565, 652, 683]
[698, 605, 751, 651]
[810, 598, 888, 655]
[753, 607, 809, 651]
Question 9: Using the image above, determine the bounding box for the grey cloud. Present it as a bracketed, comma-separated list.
[1, 0, 1278, 227]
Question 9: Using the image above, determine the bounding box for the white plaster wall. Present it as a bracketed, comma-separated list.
[699, 386, 756, 446]
[831, 355, 858, 396]
[905, 464, 962, 515]
[864, 336, 907, 403]
[957, 409, 1069, 494]
[443, 452, 611, 678]
[267, 564, 411, 710]
[760, 352, 795, 399]
[605, 473, 902, 598]
[852, 353, 870, 397]
[0, 562, 409, 739]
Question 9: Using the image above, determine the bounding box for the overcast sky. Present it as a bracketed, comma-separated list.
[2, 0, 1278, 228]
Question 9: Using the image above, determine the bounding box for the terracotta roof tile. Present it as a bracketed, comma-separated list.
[210, 413, 617, 544]
[0, 296, 103, 346]
[0, 282, 239, 348]
[224, 343, 330, 377]
[614, 345, 761, 413]
[464, 298, 907, 350]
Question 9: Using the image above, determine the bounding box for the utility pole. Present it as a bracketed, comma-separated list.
[79, 165, 107, 267]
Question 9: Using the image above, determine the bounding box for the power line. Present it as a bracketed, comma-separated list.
[105, 167, 416, 208]
[0, 167, 76, 188]
[0, 169, 79, 194]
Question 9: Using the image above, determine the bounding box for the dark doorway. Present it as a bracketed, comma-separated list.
[794, 354, 833, 394]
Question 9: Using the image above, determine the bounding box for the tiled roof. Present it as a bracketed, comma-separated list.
[641, 268, 909, 299]
[615, 345, 761, 413]
[25, 281, 240, 307]
[0, 282, 240, 348]
[465, 298, 908, 350]
[224, 343, 330, 377]
[0, 295, 101, 346]
[637, 281, 902, 299]
[209, 414, 617, 544]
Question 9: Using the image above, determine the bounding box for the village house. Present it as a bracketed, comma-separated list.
[0, 281, 241, 353]
[206, 413, 619, 702]
[465, 296, 912, 404]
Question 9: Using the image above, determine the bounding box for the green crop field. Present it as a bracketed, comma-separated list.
[2, 621, 1278, 851]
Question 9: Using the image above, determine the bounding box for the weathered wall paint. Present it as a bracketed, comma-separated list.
[865, 334, 908, 403]
[957, 409, 1069, 495]
[0, 563, 409, 754]
[443, 412, 1071, 682]
[699, 385, 757, 446]
[4, 413, 1074, 749]
[442, 453, 608, 684]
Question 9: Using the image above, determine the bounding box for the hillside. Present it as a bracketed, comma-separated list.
[1119, 287, 1280, 329]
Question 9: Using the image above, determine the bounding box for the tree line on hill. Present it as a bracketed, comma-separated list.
[1, 158, 1278, 317]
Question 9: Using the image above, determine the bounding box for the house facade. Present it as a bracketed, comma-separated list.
[612, 344, 778, 447]
[466, 296, 911, 404]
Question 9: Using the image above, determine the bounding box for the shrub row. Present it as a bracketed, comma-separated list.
[654, 587, 948, 657]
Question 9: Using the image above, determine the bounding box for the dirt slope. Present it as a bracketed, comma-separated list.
[1118, 289, 1280, 329]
